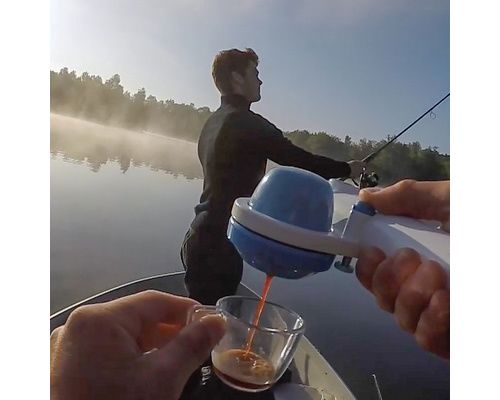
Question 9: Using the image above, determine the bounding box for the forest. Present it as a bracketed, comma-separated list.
[51, 68, 449, 183]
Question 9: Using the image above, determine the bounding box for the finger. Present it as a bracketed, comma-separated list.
[414, 289, 450, 359]
[355, 246, 386, 291]
[138, 323, 183, 352]
[372, 248, 421, 312]
[102, 290, 200, 338]
[394, 260, 448, 333]
[146, 315, 226, 398]
[359, 180, 418, 216]
[360, 180, 449, 223]
[50, 326, 64, 368]
[50, 326, 63, 346]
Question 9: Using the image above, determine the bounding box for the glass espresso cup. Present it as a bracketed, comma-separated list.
[187, 296, 305, 392]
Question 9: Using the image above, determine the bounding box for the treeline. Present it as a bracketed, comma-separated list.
[50, 68, 449, 183]
[286, 131, 449, 183]
[51, 68, 211, 142]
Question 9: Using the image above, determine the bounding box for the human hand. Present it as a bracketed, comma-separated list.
[347, 160, 367, 179]
[356, 247, 449, 359]
[50, 290, 226, 400]
[359, 179, 450, 231]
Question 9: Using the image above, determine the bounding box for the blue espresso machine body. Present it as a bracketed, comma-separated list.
[227, 167, 337, 279]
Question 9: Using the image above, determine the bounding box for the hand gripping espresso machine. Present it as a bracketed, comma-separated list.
[227, 166, 449, 279]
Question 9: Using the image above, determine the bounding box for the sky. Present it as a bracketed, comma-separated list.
[51, 0, 450, 153]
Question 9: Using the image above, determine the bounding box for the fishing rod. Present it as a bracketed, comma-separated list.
[362, 93, 450, 164]
[349, 92, 450, 188]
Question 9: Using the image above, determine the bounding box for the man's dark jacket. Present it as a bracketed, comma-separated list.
[181, 94, 351, 301]
[190, 94, 351, 238]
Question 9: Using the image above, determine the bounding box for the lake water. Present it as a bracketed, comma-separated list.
[50, 114, 449, 399]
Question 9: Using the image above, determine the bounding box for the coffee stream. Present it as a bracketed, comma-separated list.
[245, 274, 274, 353]
[213, 274, 276, 390]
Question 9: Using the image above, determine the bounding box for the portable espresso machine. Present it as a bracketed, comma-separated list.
[227, 166, 450, 279]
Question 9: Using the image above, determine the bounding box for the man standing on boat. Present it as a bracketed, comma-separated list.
[181, 48, 366, 305]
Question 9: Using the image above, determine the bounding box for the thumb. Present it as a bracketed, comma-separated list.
[359, 182, 416, 217]
[360, 180, 449, 222]
[359, 186, 398, 211]
[145, 315, 225, 396]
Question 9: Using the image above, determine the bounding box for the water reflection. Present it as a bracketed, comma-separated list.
[51, 113, 204, 314]
[51, 113, 203, 178]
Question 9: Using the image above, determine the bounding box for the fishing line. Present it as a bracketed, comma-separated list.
[362, 93, 450, 164]
[347, 93, 449, 188]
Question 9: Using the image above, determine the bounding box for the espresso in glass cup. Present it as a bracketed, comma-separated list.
[187, 296, 305, 392]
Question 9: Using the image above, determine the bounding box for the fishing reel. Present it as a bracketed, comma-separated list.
[350, 168, 379, 189]
[359, 170, 379, 189]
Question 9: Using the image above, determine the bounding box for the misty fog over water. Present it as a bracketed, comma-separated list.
[50, 114, 449, 399]
[51, 114, 201, 311]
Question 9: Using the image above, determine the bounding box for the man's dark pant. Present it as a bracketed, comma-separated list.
[180, 228, 243, 305]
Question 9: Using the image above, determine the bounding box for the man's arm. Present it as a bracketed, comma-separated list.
[250, 113, 352, 179]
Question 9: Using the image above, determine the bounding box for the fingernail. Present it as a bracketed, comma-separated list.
[367, 246, 386, 261]
[393, 248, 420, 264]
[200, 315, 226, 345]
[360, 187, 382, 194]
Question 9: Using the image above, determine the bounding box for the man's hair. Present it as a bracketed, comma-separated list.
[212, 48, 259, 94]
